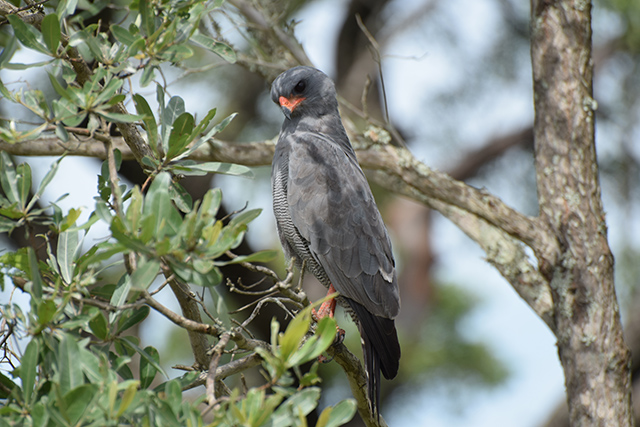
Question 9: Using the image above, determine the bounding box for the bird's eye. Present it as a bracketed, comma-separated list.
[294, 80, 306, 93]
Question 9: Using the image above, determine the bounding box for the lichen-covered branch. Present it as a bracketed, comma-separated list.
[0, 136, 551, 251]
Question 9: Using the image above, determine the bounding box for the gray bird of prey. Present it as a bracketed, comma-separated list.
[270, 66, 401, 419]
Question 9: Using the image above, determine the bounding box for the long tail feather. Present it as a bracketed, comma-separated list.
[346, 299, 401, 419]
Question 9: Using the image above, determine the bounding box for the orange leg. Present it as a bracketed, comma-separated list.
[313, 283, 338, 320]
[312, 284, 345, 362]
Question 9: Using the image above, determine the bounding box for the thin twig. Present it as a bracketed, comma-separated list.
[361, 74, 372, 120]
[354, 14, 405, 147]
[204, 332, 231, 413]
[182, 353, 263, 391]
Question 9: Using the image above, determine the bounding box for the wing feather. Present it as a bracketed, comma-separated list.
[285, 131, 400, 318]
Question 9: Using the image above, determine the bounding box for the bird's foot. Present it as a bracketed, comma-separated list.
[318, 354, 331, 363]
[316, 327, 345, 364]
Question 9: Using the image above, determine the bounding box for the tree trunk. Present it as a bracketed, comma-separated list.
[530, 1, 633, 425]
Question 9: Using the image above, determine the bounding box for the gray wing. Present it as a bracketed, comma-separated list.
[285, 131, 400, 319]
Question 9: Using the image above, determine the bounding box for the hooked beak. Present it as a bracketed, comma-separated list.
[279, 95, 305, 120]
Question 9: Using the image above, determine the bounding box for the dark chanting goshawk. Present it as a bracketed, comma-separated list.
[270, 66, 401, 418]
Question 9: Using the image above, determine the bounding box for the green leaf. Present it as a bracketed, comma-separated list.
[208, 286, 230, 328]
[143, 172, 182, 238]
[165, 379, 182, 414]
[106, 94, 126, 107]
[288, 316, 336, 366]
[36, 299, 57, 329]
[172, 161, 253, 178]
[116, 381, 138, 417]
[271, 388, 321, 427]
[0, 372, 17, 399]
[56, 0, 78, 20]
[0, 152, 20, 205]
[30, 402, 48, 427]
[0, 36, 18, 68]
[20, 339, 39, 405]
[117, 306, 150, 334]
[0, 216, 17, 233]
[169, 181, 192, 213]
[168, 258, 222, 287]
[321, 399, 357, 427]
[55, 123, 69, 142]
[279, 307, 312, 362]
[110, 216, 153, 255]
[161, 96, 185, 153]
[111, 353, 134, 380]
[15, 162, 32, 210]
[76, 240, 124, 274]
[133, 94, 159, 153]
[139, 346, 159, 389]
[190, 33, 237, 63]
[188, 107, 216, 142]
[229, 208, 262, 228]
[152, 372, 199, 393]
[141, 155, 159, 170]
[7, 15, 50, 55]
[57, 229, 79, 284]
[127, 36, 146, 56]
[78, 347, 102, 383]
[41, 13, 61, 54]
[63, 384, 97, 425]
[58, 333, 83, 395]
[139, 64, 156, 87]
[59, 314, 94, 330]
[166, 112, 195, 160]
[160, 44, 194, 62]
[129, 259, 160, 291]
[3, 60, 53, 70]
[27, 247, 43, 300]
[95, 110, 143, 123]
[119, 336, 167, 378]
[109, 273, 132, 324]
[139, 0, 156, 37]
[89, 310, 109, 340]
[111, 24, 137, 46]
[93, 76, 124, 106]
[60, 207, 82, 232]
[200, 187, 222, 221]
[0, 79, 13, 99]
[174, 113, 236, 161]
[59, 60, 76, 84]
[52, 98, 82, 126]
[215, 250, 278, 266]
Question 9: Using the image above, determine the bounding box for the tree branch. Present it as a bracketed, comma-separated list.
[0, 0, 44, 26]
[327, 341, 387, 427]
[0, 136, 552, 253]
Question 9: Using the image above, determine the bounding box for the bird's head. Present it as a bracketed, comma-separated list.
[271, 66, 339, 120]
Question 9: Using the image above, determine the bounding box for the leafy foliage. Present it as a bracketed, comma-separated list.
[0, 153, 354, 425]
[0, 1, 357, 423]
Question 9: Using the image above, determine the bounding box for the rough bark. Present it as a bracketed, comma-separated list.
[530, 1, 632, 425]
